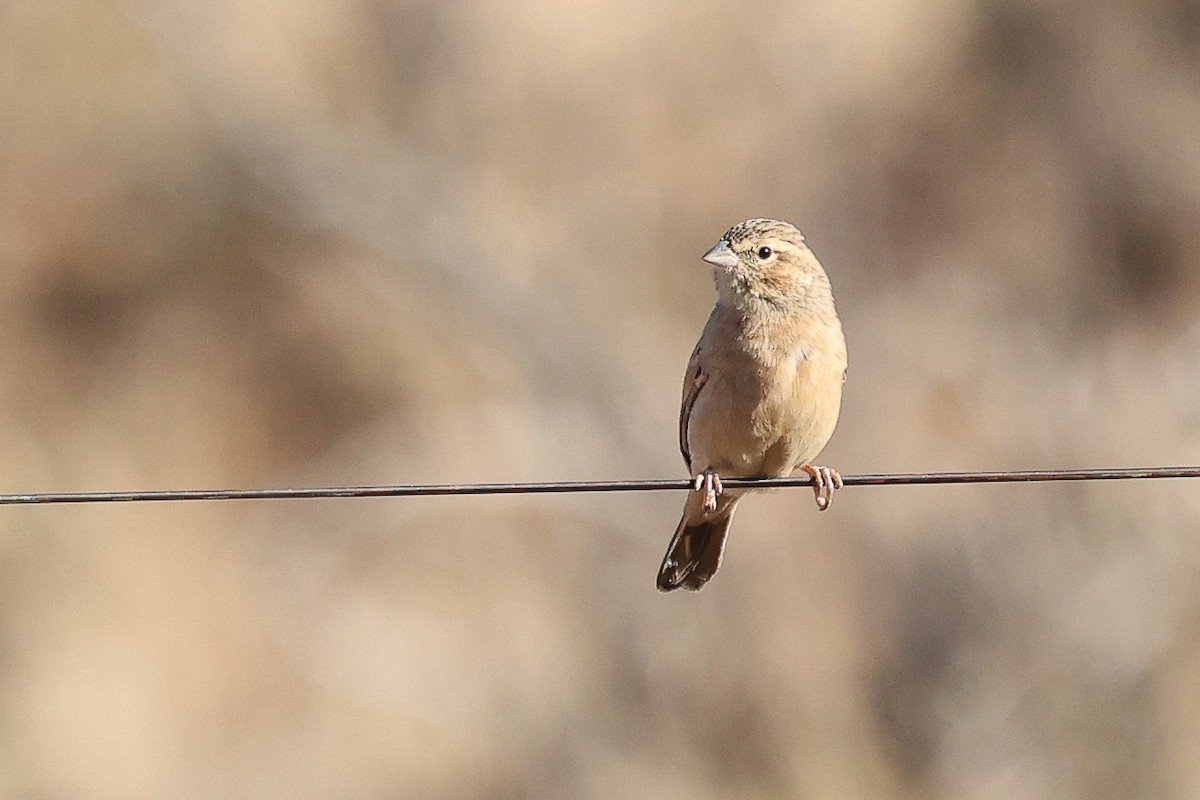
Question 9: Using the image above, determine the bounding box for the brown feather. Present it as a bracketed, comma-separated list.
[656, 498, 741, 592]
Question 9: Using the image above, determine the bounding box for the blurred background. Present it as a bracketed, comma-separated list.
[2, 0, 1200, 797]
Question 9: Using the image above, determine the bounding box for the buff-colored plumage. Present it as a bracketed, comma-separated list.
[657, 218, 847, 592]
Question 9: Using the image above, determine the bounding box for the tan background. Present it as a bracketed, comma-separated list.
[3, 1, 1200, 797]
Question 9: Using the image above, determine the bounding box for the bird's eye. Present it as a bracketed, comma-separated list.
[757, 246, 773, 260]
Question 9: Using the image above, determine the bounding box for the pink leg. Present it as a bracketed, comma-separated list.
[801, 465, 843, 511]
[691, 469, 724, 514]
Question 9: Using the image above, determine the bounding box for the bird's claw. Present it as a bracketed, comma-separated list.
[692, 469, 723, 514]
[801, 465, 842, 511]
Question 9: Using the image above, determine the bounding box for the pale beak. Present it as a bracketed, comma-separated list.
[701, 239, 740, 269]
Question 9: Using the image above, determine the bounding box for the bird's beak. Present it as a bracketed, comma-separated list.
[701, 240, 739, 269]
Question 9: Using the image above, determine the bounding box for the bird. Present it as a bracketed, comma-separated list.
[656, 218, 847, 592]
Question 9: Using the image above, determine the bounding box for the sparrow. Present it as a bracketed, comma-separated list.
[657, 218, 847, 592]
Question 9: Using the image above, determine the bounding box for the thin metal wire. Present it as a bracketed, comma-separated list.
[0, 466, 1197, 506]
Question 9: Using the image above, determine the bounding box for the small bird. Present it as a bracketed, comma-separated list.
[657, 218, 847, 592]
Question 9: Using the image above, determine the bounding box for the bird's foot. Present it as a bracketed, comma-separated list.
[691, 469, 724, 514]
[801, 465, 842, 511]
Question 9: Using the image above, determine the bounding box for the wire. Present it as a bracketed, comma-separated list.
[0, 466, 1197, 506]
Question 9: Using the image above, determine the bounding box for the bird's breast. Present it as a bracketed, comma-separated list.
[687, 330, 845, 478]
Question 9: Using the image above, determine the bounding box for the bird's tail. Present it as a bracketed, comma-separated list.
[656, 497, 741, 592]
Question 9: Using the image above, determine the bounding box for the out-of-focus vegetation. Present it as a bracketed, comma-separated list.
[2, 1, 1200, 797]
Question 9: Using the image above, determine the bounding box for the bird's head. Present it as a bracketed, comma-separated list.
[702, 218, 831, 310]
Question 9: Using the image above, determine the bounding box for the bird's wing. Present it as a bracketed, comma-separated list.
[678, 340, 707, 471]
